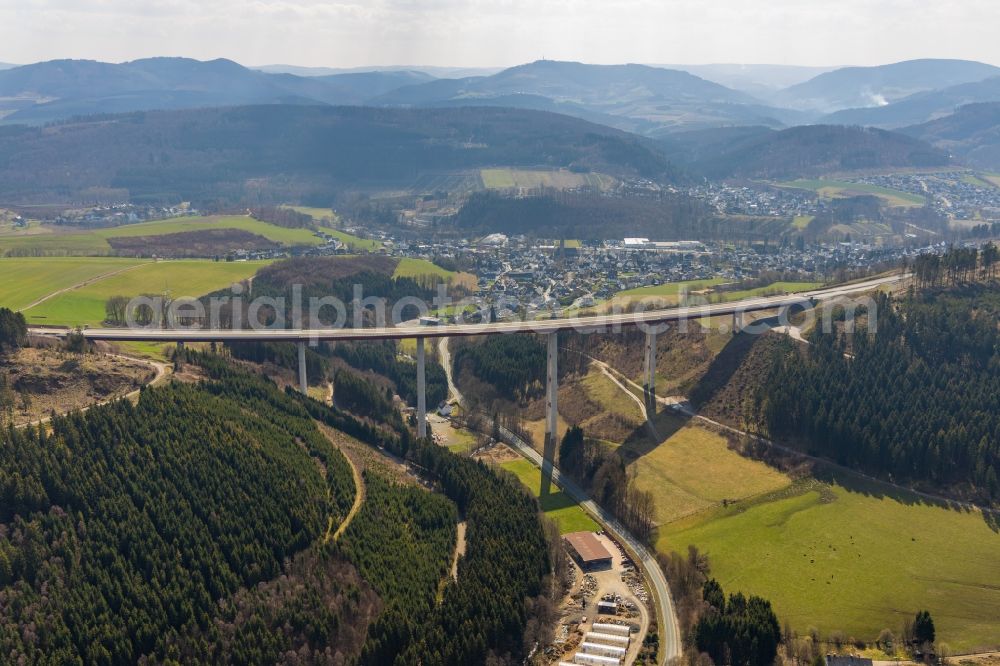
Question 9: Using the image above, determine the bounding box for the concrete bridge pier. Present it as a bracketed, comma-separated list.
[416, 336, 427, 438]
[298, 341, 307, 394]
[541, 331, 558, 497]
[732, 311, 744, 334]
[644, 329, 657, 417]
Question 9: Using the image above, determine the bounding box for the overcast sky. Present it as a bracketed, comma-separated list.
[1, 0, 998, 68]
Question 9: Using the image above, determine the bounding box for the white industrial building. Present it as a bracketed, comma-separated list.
[579, 642, 627, 658]
[592, 622, 631, 637]
[586, 631, 630, 647]
[573, 653, 621, 666]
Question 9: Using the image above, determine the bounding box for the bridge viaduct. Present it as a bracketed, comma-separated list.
[30, 274, 898, 495]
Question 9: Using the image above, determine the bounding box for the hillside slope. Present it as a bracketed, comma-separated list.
[659, 124, 949, 179]
[775, 58, 1000, 112]
[903, 102, 1000, 169]
[0, 58, 435, 124]
[824, 75, 1000, 128]
[376, 59, 806, 133]
[0, 105, 674, 204]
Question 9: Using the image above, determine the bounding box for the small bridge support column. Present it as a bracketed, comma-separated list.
[644, 329, 657, 417]
[732, 311, 744, 334]
[541, 331, 558, 497]
[416, 336, 427, 439]
[298, 341, 307, 394]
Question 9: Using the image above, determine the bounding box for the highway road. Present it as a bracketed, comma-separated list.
[495, 424, 682, 664]
[29, 274, 903, 342]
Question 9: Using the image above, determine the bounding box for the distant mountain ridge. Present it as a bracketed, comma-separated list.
[824, 75, 1000, 128]
[256, 64, 502, 78]
[903, 102, 1000, 169]
[658, 124, 950, 179]
[658, 63, 838, 96]
[0, 105, 674, 204]
[773, 59, 1000, 112]
[373, 59, 809, 134]
[0, 57, 435, 124]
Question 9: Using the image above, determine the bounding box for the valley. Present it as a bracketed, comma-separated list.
[2, 36, 1000, 666]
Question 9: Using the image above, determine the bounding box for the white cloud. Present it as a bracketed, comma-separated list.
[0, 0, 997, 67]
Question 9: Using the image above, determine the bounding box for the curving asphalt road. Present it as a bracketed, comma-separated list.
[495, 424, 682, 664]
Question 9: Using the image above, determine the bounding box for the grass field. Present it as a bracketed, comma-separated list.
[607, 279, 818, 317]
[115, 340, 178, 361]
[393, 257, 478, 291]
[393, 257, 456, 280]
[0, 257, 148, 311]
[440, 426, 477, 455]
[282, 206, 383, 251]
[0, 227, 115, 256]
[959, 174, 996, 189]
[629, 424, 791, 525]
[23, 259, 271, 326]
[606, 278, 729, 309]
[716, 280, 823, 302]
[659, 474, 1000, 651]
[581, 370, 644, 425]
[500, 458, 601, 534]
[283, 206, 338, 223]
[980, 173, 1000, 188]
[0, 215, 324, 256]
[327, 230, 382, 252]
[94, 215, 323, 246]
[777, 179, 925, 208]
[792, 215, 815, 230]
[480, 168, 615, 191]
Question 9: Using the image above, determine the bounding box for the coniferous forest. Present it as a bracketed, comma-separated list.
[750, 287, 1000, 502]
[0, 358, 356, 661]
[0, 353, 550, 663]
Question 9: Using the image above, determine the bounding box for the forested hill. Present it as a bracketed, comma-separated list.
[749, 286, 1000, 504]
[0, 105, 674, 204]
[658, 124, 949, 179]
[903, 102, 1000, 170]
[0, 354, 552, 663]
[0, 358, 359, 661]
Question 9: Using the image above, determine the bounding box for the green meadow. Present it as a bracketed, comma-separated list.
[394, 257, 456, 280]
[394, 257, 478, 291]
[778, 179, 925, 208]
[327, 230, 382, 252]
[282, 206, 383, 251]
[658, 474, 1000, 652]
[716, 280, 824, 302]
[283, 205, 339, 223]
[629, 424, 792, 525]
[480, 167, 615, 191]
[792, 215, 814, 229]
[500, 458, 600, 534]
[0, 215, 323, 257]
[0, 257, 148, 311]
[616, 278, 728, 300]
[0, 228, 115, 256]
[23, 259, 271, 326]
[92, 215, 323, 246]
